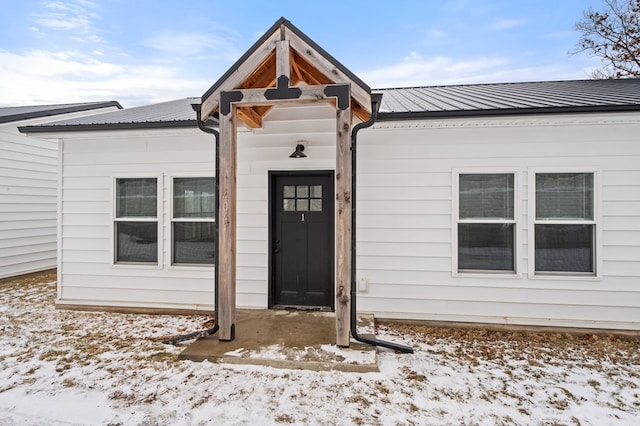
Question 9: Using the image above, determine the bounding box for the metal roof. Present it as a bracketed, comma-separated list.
[376, 79, 640, 119]
[19, 79, 640, 133]
[0, 101, 122, 124]
[19, 98, 202, 133]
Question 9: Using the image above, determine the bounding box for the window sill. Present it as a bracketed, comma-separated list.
[168, 264, 215, 270]
[453, 272, 521, 279]
[112, 263, 162, 270]
[529, 273, 601, 281]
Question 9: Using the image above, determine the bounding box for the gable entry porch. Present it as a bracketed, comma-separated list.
[192, 18, 411, 352]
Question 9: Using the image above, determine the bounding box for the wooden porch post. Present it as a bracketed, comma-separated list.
[335, 102, 352, 347]
[217, 103, 237, 341]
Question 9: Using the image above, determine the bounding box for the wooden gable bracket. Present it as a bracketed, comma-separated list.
[200, 18, 372, 129]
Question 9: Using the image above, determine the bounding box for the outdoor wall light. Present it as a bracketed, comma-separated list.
[289, 143, 307, 158]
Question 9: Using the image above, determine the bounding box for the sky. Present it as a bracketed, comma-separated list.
[0, 0, 607, 108]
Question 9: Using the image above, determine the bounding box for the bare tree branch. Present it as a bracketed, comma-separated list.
[571, 0, 640, 78]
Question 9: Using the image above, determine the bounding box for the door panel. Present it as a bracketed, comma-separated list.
[271, 172, 334, 309]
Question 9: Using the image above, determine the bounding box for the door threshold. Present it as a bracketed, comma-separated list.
[272, 305, 333, 313]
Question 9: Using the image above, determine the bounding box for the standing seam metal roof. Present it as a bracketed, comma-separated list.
[376, 79, 640, 115]
[18, 98, 202, 132]
[18, 79, 640, 133]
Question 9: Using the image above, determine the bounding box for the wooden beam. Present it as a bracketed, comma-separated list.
[201, 30, 280, 121]
[226, 84, 341, 108]
[291, 53, 304, 83]
[276, 40, 290, 80]
[241, 51, 277, 89]
[335, 101, 352, 348]
[352, 102, 371, 123]
[237, 106, 263, 129]
[284, 26, 371, 115]
[291, 50, 331, 86]
[217, 104, 237, 341]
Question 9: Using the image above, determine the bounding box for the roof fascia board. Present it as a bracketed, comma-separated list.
[200, 19, 285, 120]
[280, 20, 371, 93]
[0, 101, 122, 125]
[18, 119, 204, 134]
[376, 104, 640, 121]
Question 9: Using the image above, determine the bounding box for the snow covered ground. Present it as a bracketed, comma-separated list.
[1, 272, 639, 425]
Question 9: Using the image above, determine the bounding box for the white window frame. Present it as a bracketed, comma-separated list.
[452, 169, 521, 277]
[112, 175, 162, 268]
[527, 167, 602, 280]
[169, 174, 216, 268]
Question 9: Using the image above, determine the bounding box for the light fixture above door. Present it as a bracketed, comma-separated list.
[289, 143, 307, 158]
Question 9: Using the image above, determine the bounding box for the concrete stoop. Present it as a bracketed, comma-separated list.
[178, 309, 379, 372]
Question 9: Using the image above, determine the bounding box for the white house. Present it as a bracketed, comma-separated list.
[0, 101, 121, 279]
[20, 19, 640, 338]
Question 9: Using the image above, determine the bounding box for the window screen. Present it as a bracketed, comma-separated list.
[457, 173, 516, 273]
[534, 173, 595, 274]
[172, 177, 215, 265]
[114, 178, 158, 264]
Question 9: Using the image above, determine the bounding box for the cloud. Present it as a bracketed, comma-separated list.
[141, 32, 240, 61]
[428, 29, 447, 39]
[485, 18, 524, 31]
[31, 0, 103, 43]
[7, 3, 238, 107]
[358, 52, 595, 88]
[359, 52, 508, 87]
[0, 49, 210, 107]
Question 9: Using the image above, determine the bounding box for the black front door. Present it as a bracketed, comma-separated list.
[270, 171, 334, 309]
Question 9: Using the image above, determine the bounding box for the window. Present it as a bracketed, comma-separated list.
[532, 172, 596, 275]
[114, 178, 158, 264]
[283, 185, 323, 211]
[172, 177, 215, 265]
[455, 173, 516, 273]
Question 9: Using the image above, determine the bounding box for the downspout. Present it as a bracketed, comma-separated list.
[350, 94, 414, 353]
[163, 104, 220, 344]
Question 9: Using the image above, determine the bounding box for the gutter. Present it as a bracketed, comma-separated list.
[3, 101, 122, 125]
[163, 103, 220, 344]
[19, 120, 196, 134]
[374, 103, 640, 122]
[350, 94, 414, 354]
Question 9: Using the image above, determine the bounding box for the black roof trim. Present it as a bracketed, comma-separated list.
[19, 119, 200, 134]
[376, 103, 640, 121]
[201, 17, 371, 101]
[0, 101, 122, 124]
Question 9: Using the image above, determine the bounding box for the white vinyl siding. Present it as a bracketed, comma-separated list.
[57, 129, 216, 310]
[50, 108, 640, 330]
[355, 113, 640, 330]
[0, 130, 57, 279]
[1, 105, 120, 280]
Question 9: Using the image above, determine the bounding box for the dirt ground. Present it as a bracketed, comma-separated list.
[1, 271, 639, 425]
